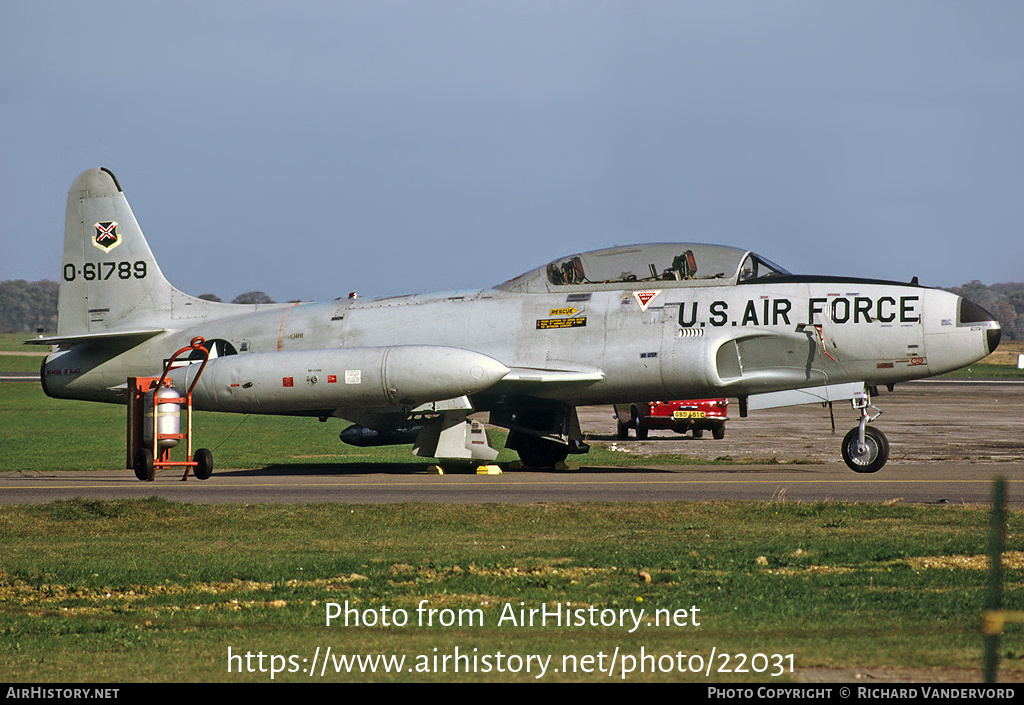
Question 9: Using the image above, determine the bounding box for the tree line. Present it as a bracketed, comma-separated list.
[0, 280, 59, 333]
[2, 278, 1023, 341]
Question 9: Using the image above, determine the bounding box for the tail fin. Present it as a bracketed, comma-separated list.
[57, 167, 175, 337]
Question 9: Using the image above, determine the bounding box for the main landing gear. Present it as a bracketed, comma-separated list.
[840, 390, 889, 473]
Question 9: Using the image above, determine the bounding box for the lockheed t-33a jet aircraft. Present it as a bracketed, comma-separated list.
[33, 168, 1002, 477]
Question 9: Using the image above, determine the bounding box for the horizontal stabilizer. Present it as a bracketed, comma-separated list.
[25, 328, 167, 347]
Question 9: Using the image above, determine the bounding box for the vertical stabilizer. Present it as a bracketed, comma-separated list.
[59, 168, 174, 336]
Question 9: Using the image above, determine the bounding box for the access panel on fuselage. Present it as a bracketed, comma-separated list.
[597, 290, 677, 402]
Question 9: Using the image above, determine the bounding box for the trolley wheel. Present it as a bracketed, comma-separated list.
[193, 448, 214, 480]
[133, 448, 154, 481]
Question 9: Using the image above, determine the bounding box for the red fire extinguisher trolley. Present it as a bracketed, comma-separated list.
[126, 336, 213, 481]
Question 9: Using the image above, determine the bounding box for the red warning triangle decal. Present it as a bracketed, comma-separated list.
[633, 290, 662, 311]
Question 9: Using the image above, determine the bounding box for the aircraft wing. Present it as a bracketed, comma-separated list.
[501, 366, 605, 384]
[747, 381, 868, 410]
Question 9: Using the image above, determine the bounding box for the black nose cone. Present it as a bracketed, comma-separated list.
[959, 298, 1001, 354]
[988, 327, 1002, 354]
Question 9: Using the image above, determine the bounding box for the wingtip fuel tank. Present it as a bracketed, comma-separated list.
[167, 345, 510, 414]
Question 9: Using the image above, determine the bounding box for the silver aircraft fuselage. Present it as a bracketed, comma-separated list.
[33, 168, 1001, 471]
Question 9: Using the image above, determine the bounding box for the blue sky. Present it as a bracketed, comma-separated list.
[2, 1, 1022, 302]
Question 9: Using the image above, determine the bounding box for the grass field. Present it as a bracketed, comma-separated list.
[1, 497, 1021, 682]
[0, 380, 461, 472]
[0, 380, 765, 473]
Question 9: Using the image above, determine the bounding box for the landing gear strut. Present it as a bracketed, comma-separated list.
[494, 402, 588, 469]
[840, 391, 889, 473]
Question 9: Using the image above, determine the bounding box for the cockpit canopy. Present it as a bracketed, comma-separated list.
[496, 243, 790, 293]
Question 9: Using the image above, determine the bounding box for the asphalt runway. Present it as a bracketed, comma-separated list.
[2, 380, 1023, 506]
[1, 461, 1020, 505]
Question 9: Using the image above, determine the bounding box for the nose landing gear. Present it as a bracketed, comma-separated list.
[841, 390, 889, 473]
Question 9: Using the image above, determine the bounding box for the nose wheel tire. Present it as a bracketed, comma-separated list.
[841, 425, 889, 473]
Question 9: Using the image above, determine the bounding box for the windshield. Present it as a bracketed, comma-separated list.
[739, 254, 790, 281]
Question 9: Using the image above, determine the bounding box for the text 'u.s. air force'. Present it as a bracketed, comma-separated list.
[678, 296, 920, 328]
